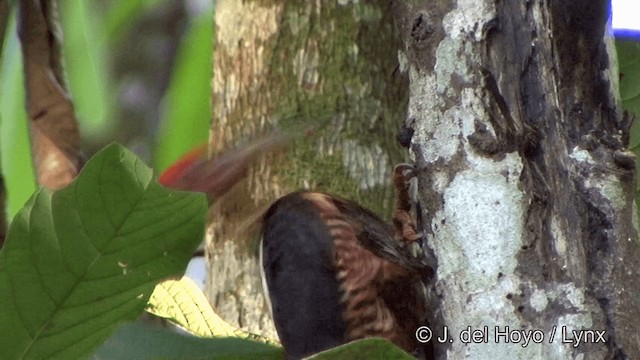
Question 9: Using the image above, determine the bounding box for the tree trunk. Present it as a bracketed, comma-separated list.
[208, 0, 408, 339]
[392, 0, 640, 359]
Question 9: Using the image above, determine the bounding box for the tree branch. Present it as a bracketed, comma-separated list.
[18, 0, 82, 190]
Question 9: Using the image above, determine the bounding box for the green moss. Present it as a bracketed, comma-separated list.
[236, 0, 408, 220]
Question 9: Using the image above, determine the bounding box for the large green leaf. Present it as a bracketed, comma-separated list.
[306, 338, 415, 360]
[0, 143, 207, 360]
[93, 323, 283, 360]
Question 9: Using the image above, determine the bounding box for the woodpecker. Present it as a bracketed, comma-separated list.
[260, 165, 434, 359]
[159, 140, 435, 358]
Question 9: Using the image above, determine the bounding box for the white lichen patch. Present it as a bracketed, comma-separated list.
[441, 275, 548, 359]
[571, 146, 625, 212]
[409, 81, 461, 163]
[408, 67, 446, 115]
[555, 283, 586, 309]
[586, 175, 625, 212]
[430, 144, 531, 357]
[342, 139, 391, 190]
[530, 288, 549, 312]
[347, 42, 359, 63]
[435, 170, 524, 291]
[293, 40, 320, 88]
[435, 38, 473, 94]
[432, 170, 450, 194]
[544, 313, 594, 359]
[407, 68, 459, 163]
[633, 201, 639, 239]
[541, 282, 597, 358]
[569, 146, 596, 165]
[551, 216, 567, 258]
[222, 73, 239, 116]
[397, 50, 408, 73]
[442, 0, 497, 41]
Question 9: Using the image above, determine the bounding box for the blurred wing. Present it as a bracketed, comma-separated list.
[158, 144, 207, 187]
[158, 134, 290, 200]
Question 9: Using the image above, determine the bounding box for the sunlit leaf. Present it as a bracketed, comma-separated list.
[147, 276, 280, 346]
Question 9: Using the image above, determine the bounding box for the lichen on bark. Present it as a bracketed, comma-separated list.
[393, 0, 640, 359]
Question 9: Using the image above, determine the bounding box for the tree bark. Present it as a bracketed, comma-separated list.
[393, 0, 640, 359]
[208, 0, 408, 339]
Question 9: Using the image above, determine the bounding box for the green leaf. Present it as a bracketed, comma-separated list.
[0, 143, 207, 360]
[306, 338, 415, 360]
[0, 10, 37, 219]
[146, 276, 280, 346]
[60, 0, 114, 140]
[93, 323, 283, 360]
[154, 9, 213, 173]
[617, 40, 640, 148]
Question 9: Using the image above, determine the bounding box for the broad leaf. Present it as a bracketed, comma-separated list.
[306, 338, 415, 360]
[0, 143, 207, 359]
[93, 323, 283, 360]
[147, 276, 279, 346]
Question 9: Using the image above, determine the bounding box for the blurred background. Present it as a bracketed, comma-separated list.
[1, 0, 213, 219]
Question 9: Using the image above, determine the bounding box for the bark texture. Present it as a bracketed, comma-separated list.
[18, 0, 82, 190]
[393, 0, 640, 359]
[208, 0, 408, 339]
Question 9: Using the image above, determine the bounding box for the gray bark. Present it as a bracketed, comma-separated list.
[393, 0, 640, 359]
